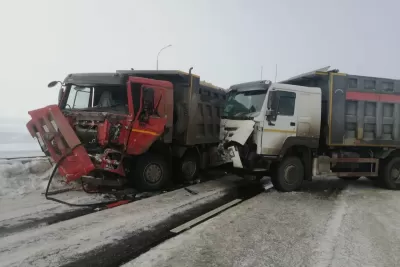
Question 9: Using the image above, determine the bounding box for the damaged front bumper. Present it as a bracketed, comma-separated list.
[26, 105, 95, 182]
[219, 119, 256, 169]
[227, 145, 244, 168]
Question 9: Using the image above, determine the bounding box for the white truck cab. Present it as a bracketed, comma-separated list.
[220, 80, 321, 191]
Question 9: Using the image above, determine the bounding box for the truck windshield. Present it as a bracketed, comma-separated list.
[223, 89, 267, 118]
[64, 84, 128, 113]
[66, 85, 92, 109]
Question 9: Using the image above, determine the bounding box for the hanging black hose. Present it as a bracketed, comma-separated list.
[45, 143, 133, 208]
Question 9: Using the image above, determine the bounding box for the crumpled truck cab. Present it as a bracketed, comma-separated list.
[26, 69, 226, 192]
[219, 79, 321, 180]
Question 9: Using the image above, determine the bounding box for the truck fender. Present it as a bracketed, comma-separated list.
[171, 146, 201, 160]
[278, 137, 319, 159]
[375, 149, 397, 159]
[278, 137, 318, 181]
[171, 146, 188, 158]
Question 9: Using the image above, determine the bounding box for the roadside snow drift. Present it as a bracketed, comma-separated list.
[0, 159, 68, 198]
[0, 160, 51, 198]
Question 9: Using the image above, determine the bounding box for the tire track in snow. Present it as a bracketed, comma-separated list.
[311, 185, 349, 267]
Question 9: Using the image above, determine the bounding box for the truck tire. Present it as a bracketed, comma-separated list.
[272, 156, 304, 192]
[134, 153, 170, 191]
[381, 157, 400, 190]
[338, 176, 360, 180]
[178, 151, 199, 182]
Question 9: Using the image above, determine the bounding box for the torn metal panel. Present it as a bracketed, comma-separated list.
[220, 119, 255, 145]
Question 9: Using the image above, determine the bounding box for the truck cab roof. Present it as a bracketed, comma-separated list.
[275, 83, 321, 95]
[63, 70, 225, 93]
[63, 70, 201, 87]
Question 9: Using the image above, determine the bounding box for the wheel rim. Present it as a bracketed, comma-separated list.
[182, 160, 197, 179]
[143, 163, 163, 184]
[390, 164, 400, 183]
[283, 164, 298, 185]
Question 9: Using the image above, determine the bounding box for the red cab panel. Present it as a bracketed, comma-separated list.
[125, 77, 172, 155]
[26, 105, 95, 182]
[126, 118, 167, 155]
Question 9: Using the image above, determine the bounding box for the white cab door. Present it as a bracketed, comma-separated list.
[262, 89, 297, 155]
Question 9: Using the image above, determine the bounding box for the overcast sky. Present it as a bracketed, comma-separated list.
[0, 0, 399, 120]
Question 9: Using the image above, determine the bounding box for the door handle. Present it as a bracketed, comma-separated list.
[290, 122, 295, 126]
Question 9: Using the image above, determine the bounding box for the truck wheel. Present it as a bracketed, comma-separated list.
[381, 157, 400, 190]
[134, 153, 170, 191]
[179, 151, 199, 182]
[272, 156, 304, 192]
[338, 176, 360, 180]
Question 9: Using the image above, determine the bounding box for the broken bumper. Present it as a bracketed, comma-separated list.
[26, 105, 95, 182]
[227, 146, 244, 168]
[218, 144, 244, 169]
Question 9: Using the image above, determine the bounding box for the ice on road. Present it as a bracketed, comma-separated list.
[126, 179, 400, 267]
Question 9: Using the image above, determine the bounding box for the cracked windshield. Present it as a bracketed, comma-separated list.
[223, 89, 267, 118]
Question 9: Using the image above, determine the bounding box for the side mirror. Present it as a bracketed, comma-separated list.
[48, 81, 62, 88]
[58, 88, 64, 104]
[139, 87, 155, 123]
[142, 87, 155, 110]
[267, 90, 277, 109]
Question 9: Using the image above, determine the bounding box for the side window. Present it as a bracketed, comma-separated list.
[277, 91, 296, 116]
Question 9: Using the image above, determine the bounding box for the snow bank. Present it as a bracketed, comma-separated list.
[0, 159, 68, 198]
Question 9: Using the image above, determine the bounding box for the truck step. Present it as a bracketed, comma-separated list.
[81, 176, 128, 187]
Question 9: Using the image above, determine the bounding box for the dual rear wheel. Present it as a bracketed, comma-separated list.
[338, 157, 400, 189]
[380, 157, 400, 190]
[271, 156, 400, 192]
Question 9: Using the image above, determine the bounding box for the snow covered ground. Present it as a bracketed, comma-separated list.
[125, 178, 400, 267]
[1, 118, 399, 267]
[0, 118, 47, 198]
[0, 176, 242, 267]
[0, 159, 54, 198]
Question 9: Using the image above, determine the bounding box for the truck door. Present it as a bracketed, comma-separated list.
[262, 89, 297, 155]
[126, 77, 169, 155]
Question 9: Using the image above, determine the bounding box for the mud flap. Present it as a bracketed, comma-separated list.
[26, 105, 94, 182]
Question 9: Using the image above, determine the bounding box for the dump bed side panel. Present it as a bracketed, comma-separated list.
[330, 74, 400, 147]
[183, 76, 226, 145]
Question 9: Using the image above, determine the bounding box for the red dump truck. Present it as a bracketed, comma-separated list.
[26, 69, 226, 191]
